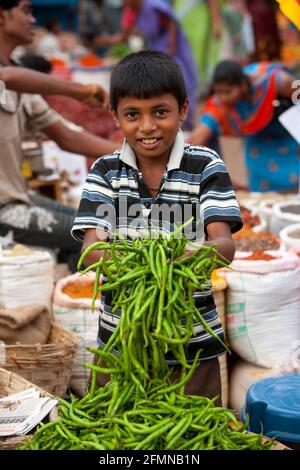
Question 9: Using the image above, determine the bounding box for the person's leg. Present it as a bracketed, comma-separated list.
[89, 352, 222, 405]
[0, 200, 81, 271]
[29, 193, 76, 216]
[29, 194, 81, 270]
[88, 354, 110, 389]
[171, 357, 222, 405]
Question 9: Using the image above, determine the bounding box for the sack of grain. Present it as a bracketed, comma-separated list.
[270, 199, 300, 235]
[224, 251, 300, 368]
[280, 223, 300, 250]
[0, 249, 53, 311]
[53, 272, 101, 396]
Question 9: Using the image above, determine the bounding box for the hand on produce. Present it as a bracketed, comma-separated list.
[81, 83, 109, 109]
[175, 243, 198, 261]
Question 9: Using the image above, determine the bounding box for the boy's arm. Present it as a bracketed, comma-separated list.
[42, 120, 119, 158]
[0, 67, 109, 108]
[181, 222, 235, 266]
[81, 228, 109, 267]
[205, 221, 235, 264]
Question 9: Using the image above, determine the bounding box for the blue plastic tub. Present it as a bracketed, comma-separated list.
[241, 374, 300, 446]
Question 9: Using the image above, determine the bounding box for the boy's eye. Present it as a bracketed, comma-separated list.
[155, 109, 168, 117]
[126, 112, 138, 119]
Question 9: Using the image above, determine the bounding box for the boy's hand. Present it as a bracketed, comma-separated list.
[175, 243, 199, 261]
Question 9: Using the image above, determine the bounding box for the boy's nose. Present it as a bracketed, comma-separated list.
[139, 115, 157, 133]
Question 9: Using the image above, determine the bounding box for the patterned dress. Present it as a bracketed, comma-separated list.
[200, 63, 299, 192]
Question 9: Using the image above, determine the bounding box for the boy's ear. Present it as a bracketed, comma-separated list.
[179, 99, 189, 122]
[111, 110, 120, 128]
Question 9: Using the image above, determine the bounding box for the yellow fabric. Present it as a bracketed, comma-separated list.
[276, 0, 300, 29]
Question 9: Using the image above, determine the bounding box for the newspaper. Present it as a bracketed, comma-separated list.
[0, 388, 57, 436]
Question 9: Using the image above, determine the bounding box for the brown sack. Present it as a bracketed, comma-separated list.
[0, 305, 51, 345]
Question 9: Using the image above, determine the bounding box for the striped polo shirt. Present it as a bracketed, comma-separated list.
[72, 131, 242, 363]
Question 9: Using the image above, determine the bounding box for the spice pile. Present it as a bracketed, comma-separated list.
[62, 279, 99, 300]
[234, 206, 280, 252]
[21, 227, 275, 450]
[240, 206, 260, 228]
[235, 251, 277, 262]
[233, 228, 280, 252]
[280, 204, 300, 215]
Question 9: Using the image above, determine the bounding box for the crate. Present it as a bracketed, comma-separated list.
[0, 368, 58, 450]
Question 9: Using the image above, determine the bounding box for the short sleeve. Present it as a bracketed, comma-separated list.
[22, 94, 60, 133]
[199, 112, 220, 137]
[199, 154, 242, 234]
[71, 159, 116, 243]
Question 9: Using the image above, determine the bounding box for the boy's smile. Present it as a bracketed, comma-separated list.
[113, 93, 188, 164]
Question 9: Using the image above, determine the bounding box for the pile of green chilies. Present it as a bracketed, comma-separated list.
[20, 226, 274, 450]
[20, 389, 273, 450]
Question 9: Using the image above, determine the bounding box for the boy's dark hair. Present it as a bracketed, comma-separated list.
[110, 50, 187, 112]
[212, 60, 246, 86]
[0, 1, 21, 10]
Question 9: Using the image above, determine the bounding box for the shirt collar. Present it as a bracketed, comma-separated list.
[119, 130, 185, 172]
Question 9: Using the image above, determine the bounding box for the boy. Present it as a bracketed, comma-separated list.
[72, 51, 242, 400]
[0, 0, 118, 271]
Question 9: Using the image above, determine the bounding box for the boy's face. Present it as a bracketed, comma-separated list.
[113, 94, 188, 163]
[0, 1, 36, 45]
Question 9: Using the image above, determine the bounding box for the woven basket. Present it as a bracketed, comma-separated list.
[0, 322, 79, 397]
[0, 368, 58, 450]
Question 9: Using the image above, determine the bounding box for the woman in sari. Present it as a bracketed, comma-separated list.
[173, 0, 222, 87]
[96, 0, 199, 129]
[189, 60, 299, 192]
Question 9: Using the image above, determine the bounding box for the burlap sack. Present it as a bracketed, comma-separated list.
[0, 305, 51, 345]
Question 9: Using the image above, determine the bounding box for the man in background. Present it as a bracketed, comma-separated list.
[0, 0, 118, 271]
